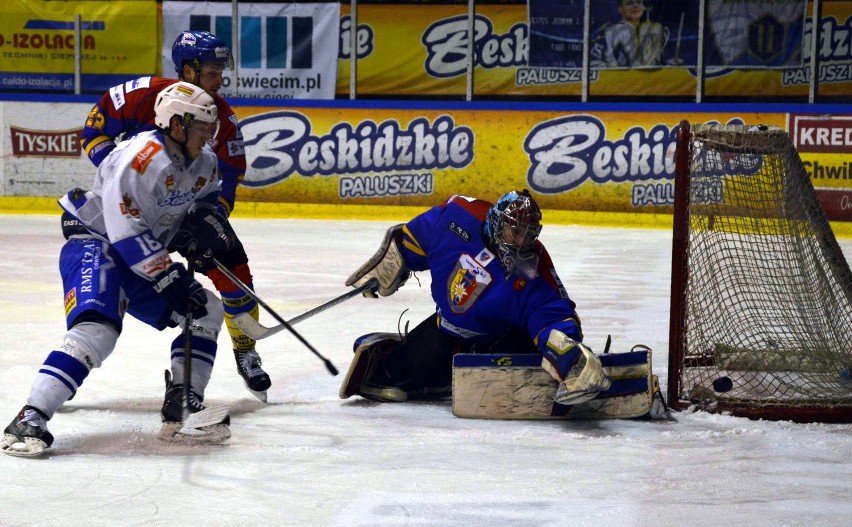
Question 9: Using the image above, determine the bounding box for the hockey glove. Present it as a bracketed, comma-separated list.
[345, 224, 410, 298]
[153, 262, 209, 320]
[171, 209, 235, 271]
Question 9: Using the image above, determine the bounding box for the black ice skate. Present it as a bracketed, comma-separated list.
[234, 349, 271, 402]
[2, 405, 54, 457]
[158, 371, 230, 443]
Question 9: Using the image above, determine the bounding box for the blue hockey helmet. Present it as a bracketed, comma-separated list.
[484, 189, 543, 277]
[171, 31, 232, 74]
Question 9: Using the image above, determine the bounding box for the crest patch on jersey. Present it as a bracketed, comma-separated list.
[120, 194, 140, 218]
[475, 248, 494, 267]
[227, 140, 244, 157]
[131, 141, 162, 174]
[448, 221, 470, 242]
[447, 254, 492, 314]
[193, 176, 207, 192]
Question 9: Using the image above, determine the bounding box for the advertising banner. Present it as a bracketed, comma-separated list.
[0, 102, 95, 197]
[231, 104, 793, 216]
[0, 0, 159, 93]
[789, 114, 852, 221]
[162, 1, 339, 99]
[530, 0, 806, 69]
[339, 2, 849, 99]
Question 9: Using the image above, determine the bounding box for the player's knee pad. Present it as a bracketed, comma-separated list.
[62, 321, 120, 369]
[191, 289, 225, 340]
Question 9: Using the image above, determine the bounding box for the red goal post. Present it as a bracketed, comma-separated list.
[667, 121, 852, 423]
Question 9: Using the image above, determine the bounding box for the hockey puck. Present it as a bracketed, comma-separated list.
[712, 376, 733, 393]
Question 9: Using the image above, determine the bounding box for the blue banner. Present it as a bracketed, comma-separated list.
[528, 0, 807, 69]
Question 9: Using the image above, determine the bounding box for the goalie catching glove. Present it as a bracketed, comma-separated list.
[170, 208, 235, 271]
[346, 224, 411, 298]
[541, 330, 611, 405]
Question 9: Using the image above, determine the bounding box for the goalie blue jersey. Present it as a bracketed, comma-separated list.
[400, 195, 582, 367]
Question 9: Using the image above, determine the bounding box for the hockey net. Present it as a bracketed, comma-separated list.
[668, 121, 852, 423]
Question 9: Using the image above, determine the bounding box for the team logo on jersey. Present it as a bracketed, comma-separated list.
[447, 254, 492, 313]
[120, 194, 140, 218]
[64, 288, 77, 317]
[165, 175, 175, 191]
[132, 141, 162, 174]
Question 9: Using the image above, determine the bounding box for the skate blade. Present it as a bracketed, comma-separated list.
[2, 434, 49, 457]
[158, 423, 231, 444]
[243, 383, 268, 403]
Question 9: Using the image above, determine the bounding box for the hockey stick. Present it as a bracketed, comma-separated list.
[232, 278, 379, 340]
[212, 259, 339, 376]
[180, 247, 229, 430]
[181, 247, 195, 425]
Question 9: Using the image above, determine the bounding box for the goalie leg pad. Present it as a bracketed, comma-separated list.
[339, 333, 405, 401]
[452, 348, 657, 420]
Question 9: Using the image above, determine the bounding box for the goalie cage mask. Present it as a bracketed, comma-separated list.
[484, 189, 543, 279]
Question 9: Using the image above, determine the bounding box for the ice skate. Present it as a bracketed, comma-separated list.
[234, 349, 270, 402]
[2, 406, 54, 457]
[158, 371, 230, 443]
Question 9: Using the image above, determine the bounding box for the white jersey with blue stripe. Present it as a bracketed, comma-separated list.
[59, 130, 221, 281]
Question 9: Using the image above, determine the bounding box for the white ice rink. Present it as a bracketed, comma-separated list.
[0, 214, 849, 526]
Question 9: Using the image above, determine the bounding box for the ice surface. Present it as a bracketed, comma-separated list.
[0, 215, 848, 526]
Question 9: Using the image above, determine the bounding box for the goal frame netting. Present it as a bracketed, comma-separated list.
[667, 121, 852, 423]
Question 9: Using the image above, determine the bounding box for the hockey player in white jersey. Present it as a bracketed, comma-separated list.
[2, 82, 232, 456]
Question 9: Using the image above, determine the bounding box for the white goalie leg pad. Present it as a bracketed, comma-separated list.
[27, 322, 119, 418]
[345, 224, 410, 297]
[546, 332, 611, 405]
[452, 348, 658, 420]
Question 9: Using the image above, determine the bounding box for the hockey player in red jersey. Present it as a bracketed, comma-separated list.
[80, 31, 272, 401]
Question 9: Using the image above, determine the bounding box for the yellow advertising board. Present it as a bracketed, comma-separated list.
[0, 0, 159, 92]
[232, 104, 790, 217]
[336, 2, 851, 99]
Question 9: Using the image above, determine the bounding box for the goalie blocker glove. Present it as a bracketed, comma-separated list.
[153, 262, 208, 319]
[346, 224, 411, 298]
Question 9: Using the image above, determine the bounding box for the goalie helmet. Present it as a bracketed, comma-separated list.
[484, 189, 543, 278]
[171, 31, 233, 73]
[154, 81, 218, 131]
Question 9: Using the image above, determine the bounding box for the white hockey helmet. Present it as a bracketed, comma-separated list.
[154, 81, 218, 131]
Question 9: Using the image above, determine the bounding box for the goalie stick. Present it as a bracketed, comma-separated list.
[212, 259, 339, 376]
[232, 278, 379, 340]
